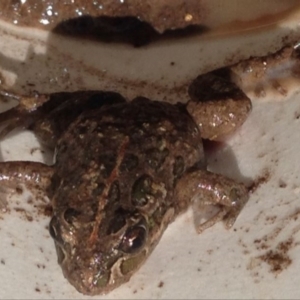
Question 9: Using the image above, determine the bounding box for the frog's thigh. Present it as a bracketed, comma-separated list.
[0, 90, 50, 139]
[0, 161, 53, 210]
[175, 170, 249, 233]
[187, 68, 252, 141]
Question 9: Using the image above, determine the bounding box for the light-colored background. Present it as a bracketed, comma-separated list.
[1, 4, 300, 299]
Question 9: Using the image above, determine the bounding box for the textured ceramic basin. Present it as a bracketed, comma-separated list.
[0, 2, 300, 298]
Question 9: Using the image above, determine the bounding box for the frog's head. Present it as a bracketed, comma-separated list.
[49, 205, 156, 295]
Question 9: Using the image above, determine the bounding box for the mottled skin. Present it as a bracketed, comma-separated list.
[0, 69, 251, 295]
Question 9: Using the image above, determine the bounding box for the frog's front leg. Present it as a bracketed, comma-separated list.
[175, 170, 249, 233]
[0, 161, 53, 210]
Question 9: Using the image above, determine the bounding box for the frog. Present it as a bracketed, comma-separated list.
[0, 68, 251, 295]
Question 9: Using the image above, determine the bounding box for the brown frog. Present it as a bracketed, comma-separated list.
[0, 69, 251, 295]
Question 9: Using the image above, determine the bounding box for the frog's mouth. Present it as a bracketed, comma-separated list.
[53, 242, 67, 266]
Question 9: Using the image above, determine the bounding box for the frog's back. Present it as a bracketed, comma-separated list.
[53, 97, 204, 225]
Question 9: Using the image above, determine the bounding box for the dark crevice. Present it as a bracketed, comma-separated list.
[53, 16, 208, 47]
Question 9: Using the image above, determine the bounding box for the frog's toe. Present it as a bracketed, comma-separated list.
[193, 191, 248, 234]
[222, 191, 249, 229]
[193, 202, 229, 233]
[175, 170, 250, 233]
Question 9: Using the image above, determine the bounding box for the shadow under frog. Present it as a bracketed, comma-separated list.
[0, 64, 252, 295]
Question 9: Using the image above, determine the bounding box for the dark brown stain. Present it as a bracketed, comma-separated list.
[248, 169, 271, 193]
[258, 238, 293, 274]
[15, 186, 23, 194]
[38, 204, 53, 217]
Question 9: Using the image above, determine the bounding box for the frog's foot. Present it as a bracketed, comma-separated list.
[175, 170, 249, 233]
[0, 90, 50, 139]
[231, 45, 300, 101]
[0, 161, 53, 212]
[187, 68, 252, 141]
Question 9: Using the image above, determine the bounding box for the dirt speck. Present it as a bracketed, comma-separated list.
[238, 238, 248, 249]
[35, 287, 41, 293]
[36, 263, 46, 269]
[265, 215, 277, 225]
[278, 180, 287, 188]
[14, 207, 33, 222]
[158, 281, 164, 288]
[1, 259, 5, 265]
[15, 186, 23, 194]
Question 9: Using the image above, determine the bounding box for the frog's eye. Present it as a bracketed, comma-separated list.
[119, 223, 147, 254]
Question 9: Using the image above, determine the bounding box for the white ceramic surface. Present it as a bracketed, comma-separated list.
[1, 7, 300, 300]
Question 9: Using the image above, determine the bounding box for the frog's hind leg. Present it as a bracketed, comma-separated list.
[0, 89, 126, 146]
[0, 90, 51, 139]
[187, 68, 252, 141]
[175, 170, 249, 233]
[0, 161, 53, 212]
